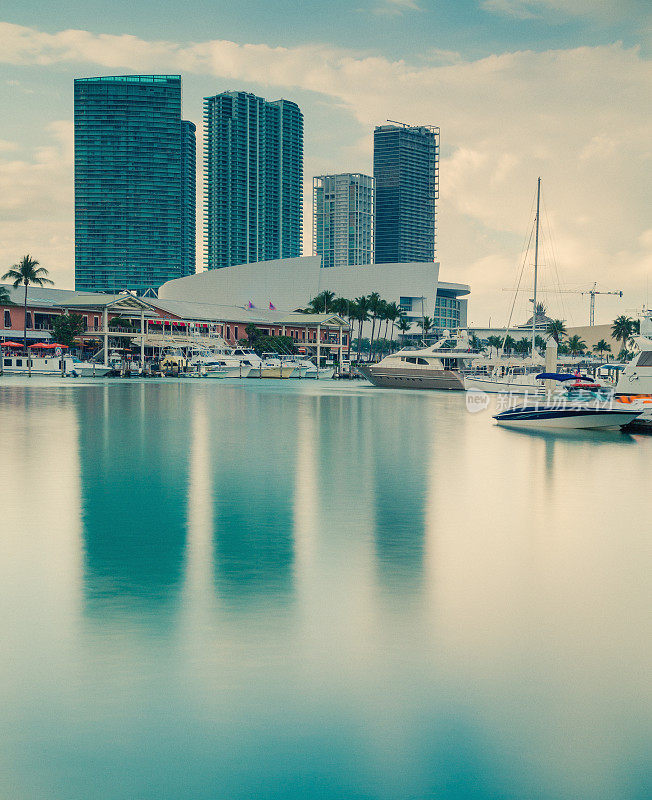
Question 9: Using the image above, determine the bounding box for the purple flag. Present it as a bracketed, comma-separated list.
[247, 301, 255, 309]
[269, 301, 276, 310]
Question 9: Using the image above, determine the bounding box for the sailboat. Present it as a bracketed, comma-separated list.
[465, 177, 549, 395]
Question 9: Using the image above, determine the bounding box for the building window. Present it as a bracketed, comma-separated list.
[83, 315, 88, 330]
[94, 316, 99, 331]
[226, 326, 230, 340]
[4, 310, 10, 328]
[234, 326, 238, 340]
[25, 312, 32, 329]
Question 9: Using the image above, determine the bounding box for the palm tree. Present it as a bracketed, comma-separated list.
[502, 335, 516, 354]
[534, 335, 546, 354]
[417, 315, 432, 342]
[331, 297, 354, 361]
[384, 302, 401, 346]
[566, 335, 587, 357]
[545, 319, 567, 344]
[611, 315, 634, 357]
[486, 335, 503, 357]
[469, 333, 482, 352]
[593, 339, 611, 360]
[397, 316, 411, 345]
[515, 337, 531, 356]
[2, 255, 53, 355]
[308, 289, 336, 314]
[0, 286, 13, 305]
[352, 296, 369, 364]
[366, 292, 382, 361]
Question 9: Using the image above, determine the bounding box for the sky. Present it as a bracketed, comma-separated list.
[1, 0, 651, 326]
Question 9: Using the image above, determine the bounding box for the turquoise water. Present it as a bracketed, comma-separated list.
[0, 377, 649, 800]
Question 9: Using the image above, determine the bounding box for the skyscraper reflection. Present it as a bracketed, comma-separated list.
[371, 394, 428, 595]
[79, 384, 191, 612]
[210, 389, 296, 605]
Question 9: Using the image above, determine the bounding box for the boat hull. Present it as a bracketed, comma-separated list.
[247, 365, 301, 378]
[494, 407, 640, 429]
[304, 367, 335, 379]
[72, 365, 113, 377]
[358, 364, 464, 390]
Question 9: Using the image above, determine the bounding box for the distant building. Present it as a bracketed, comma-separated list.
[373, 123, 439, 264]
[203, 91, 303, 270]
[74, 75, 196, 293]
[158, 255, 470, 337]
[313, 174, 374, 269]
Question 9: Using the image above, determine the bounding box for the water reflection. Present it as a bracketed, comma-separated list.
[0, 387, 83, 679]
[78, 384, 190, 611]
[210, 388, 296, 605]
[0, 379, 649, 800]
[371, 394, 428, 595]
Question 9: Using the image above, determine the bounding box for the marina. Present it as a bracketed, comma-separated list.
[0, 375, 649, 800]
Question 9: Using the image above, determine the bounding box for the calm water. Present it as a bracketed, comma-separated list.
[0, 377, 650, 800]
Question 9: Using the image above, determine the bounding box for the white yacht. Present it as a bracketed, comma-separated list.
[69, 357, 113, 377]
[249, 356, 302, 379]
[613, 337, 652, 397]
[357, 332, 476, 391]
[302, 361, 335, 379]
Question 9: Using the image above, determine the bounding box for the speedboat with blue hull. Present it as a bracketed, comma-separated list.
[494, 401, 641, 429]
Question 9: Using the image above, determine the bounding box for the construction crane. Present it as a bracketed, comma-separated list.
[556, 283, 623, 326]
[503, 282, 623, 326]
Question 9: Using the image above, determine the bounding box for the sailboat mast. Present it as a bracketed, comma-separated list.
[532, 177, 541, 359]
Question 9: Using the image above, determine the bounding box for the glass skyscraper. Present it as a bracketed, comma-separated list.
[313, 173, 374, 269]
[203, 91, 303, 270]
[373, 123, 439, 264]
[74, 75, 196, 293]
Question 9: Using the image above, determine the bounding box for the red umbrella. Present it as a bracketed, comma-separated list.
[28, 342, 48, 348]
[50, 343, 68, 349]
[1, 341, 22, 348]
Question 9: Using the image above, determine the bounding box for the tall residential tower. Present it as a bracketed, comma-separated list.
[74, 75, 196, 293]
[312, 173, 374, 269]
[203, 91, 303, 270]
[373, 123, 439, 264]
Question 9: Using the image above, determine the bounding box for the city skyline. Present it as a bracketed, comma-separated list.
[1, 2, 650, 323]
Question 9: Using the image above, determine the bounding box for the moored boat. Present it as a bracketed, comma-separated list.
[357, 331, 476, 391]
[493, 402, 640, 429]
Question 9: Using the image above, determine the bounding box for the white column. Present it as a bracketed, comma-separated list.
[338, 325, 343, 371]
[140, 310, 145, 364]
[316, 324, 321, 376]
[102, 307, 108, 366]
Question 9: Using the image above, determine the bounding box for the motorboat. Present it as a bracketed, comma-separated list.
[302, 361, 335, 379]
[357, 330, 476, 390]
[248, 356, 302, 379]
[493, 383, 641, 429]
[187, 345, 250, 378]
[69, 357, 113, 377]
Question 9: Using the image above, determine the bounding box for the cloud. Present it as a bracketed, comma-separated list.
[480, 0, 642, 20]
[0, 120, 73, 287]
[372, 0, 423, 16]
[0, 21, 650, 320]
